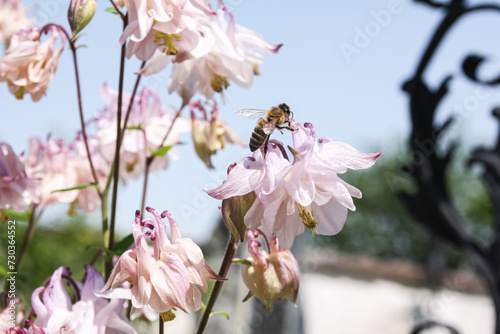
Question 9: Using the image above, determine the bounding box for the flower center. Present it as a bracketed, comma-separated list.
[210, 71, 229, 93]
[161, 308, 177, 322]
[67, 201, 78, 216]
[295, 202, 318, 234]
[154, 32, 182, 56]
[14, 86, 25, 100]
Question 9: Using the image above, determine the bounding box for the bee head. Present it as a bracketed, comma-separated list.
[279, 103, 292, 118]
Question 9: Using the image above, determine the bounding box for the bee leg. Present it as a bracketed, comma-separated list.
[263, 135, 270, 157]
[277, 125, 295, 132]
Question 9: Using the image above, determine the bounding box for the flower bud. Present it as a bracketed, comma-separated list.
[221, 191, 256, 242]
[191, 101, 245, 169]
[68, 0, 97, 36]
[241, 231, 300, 310]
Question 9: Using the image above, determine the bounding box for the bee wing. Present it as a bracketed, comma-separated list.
[263, 121, 277, 135]
[234, 109, 267, 119]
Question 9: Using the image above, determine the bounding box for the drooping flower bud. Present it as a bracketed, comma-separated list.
[68, 0, 97, 36]
[241, 230, 300, 311]
[191, 100, 245, 169]
[222, 191, 256, 242]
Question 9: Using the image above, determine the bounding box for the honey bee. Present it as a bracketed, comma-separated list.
[235, 103, 294, 156]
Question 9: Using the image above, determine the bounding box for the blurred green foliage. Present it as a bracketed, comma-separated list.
[0, 213, 104, 306]
[308, 146, 494, 270]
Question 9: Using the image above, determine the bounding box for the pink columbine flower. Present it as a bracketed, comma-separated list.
[0, 0, 33, 44]
[0, 293, 25, 333]
[0, 142, 38, 210]
[120, 0, 211, 61]
[20, 135, 106, 214]
[102, 207, 219, 321]
[206, 121, 382, 248]
[29, 266, 136, 334]
[95, 84, 190, 182]
[241, 230, 300, 311]
[7, 321, 45, 334]
[140, 2, 281, 102]
[190, 100, 245, 168]
[21, 137, 79, 209]
[0, 26, 65, 101]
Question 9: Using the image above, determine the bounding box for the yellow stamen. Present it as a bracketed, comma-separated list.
[154, 31, 182, 56]
[161, 308, 177, 322]
[210, 73, 229, 93]
[14, 86, 25, 100]
[0, 209, 8, 223]
[125, 156, 138, 173]
[67, 201, 78, 217]
[295, 202, 318, 234]
[253, 65, 260, 75]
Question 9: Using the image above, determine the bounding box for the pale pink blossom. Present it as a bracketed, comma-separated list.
[207, 121, 382, 248]
[0, 142, 38, 210]
[190, 100, 244, 168]
[95, 84, 190, 182]
[0, 26, 65, 101]
[0, 0, 33, 44]
[120, 0, 211, 61]
[7, 321, 46, 334]
[241, 230, 300, 311]
[141, 2, 281, 102]
[21, 137, 79, 209]
[20, 135, 106, 214]
[1, 294, 25, 333]
[103, 207, 219, 319]
[30, 266, 136, 334]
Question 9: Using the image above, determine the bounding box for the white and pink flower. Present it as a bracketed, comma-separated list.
[21, 136, 79, 209]
[0, 26, 65, 101]
[137, 1, 281, 101]
[120, 0, 211, 61]
[102, 207, 219, 320]
[0, 142, 38, 211]
[95, 84, 190, 182]
[29, 266, 135, 334]
[207, 121, 382, 248]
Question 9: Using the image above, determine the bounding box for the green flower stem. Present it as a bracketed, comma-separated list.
[106, 16, 127, 279]
[139, 101, 184, 218]
[13, 204, 39, 274]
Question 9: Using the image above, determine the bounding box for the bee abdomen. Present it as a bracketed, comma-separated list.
[249, 119, 268, 152]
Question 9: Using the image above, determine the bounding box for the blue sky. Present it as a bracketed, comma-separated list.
[2, 0, 500, 242]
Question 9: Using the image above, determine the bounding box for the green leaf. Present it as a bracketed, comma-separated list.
[105, 7, 119, 14]
[126, 124, 142, 130]
[150, 145, 173, 158]
[233, 259, 252, 266]
[3, 208, 32, 222]
[210, 311, 229, 320]
[51, 182, 98, 193]
[112, 233, 134, 254]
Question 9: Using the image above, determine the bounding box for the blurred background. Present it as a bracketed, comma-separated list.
[2, 0, 500, 333]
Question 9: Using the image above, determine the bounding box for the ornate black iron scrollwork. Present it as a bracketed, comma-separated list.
[402, 0, 500, 333]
